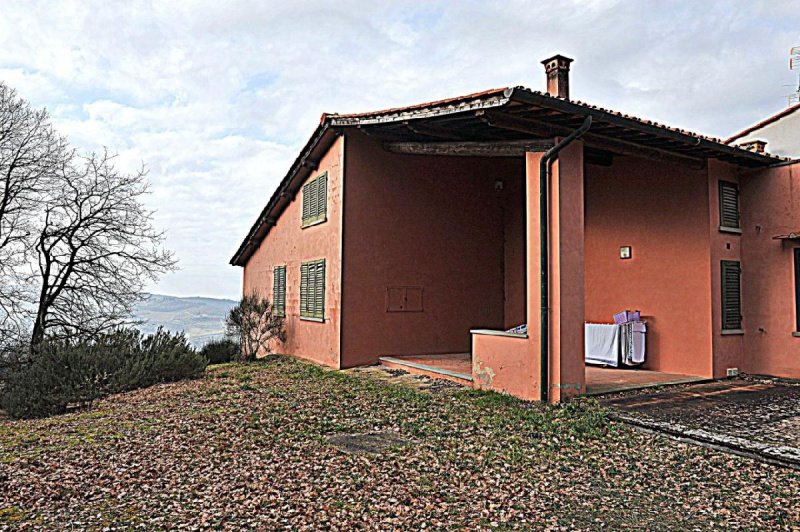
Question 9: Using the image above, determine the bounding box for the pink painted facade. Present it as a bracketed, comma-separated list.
[233, 65, 800, 401]
[585, 157, 713, 377]
[242, 136, 344, 368]
[741, 162, 800, 378]
[340, 131, 523, 367]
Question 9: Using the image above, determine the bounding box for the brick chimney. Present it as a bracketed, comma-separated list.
[738, 140, 767, 154]
[541, 54, 573, 99]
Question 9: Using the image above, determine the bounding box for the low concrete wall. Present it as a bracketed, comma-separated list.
[471, 330, 538, 400]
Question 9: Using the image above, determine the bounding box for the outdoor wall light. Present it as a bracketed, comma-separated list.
[620, 246, 632, 260]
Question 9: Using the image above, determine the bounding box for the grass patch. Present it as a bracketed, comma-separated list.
[0, 356, 797, 529]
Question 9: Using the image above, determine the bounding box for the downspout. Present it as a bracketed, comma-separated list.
[539, 115, 593, 402]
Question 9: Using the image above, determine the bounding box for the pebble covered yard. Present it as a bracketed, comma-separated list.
[1, 357, 799, 529]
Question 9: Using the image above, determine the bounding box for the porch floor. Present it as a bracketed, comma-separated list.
[585, 366, 708, 395]
[378, 355, 709, 396]
[378, 353, 472, 385]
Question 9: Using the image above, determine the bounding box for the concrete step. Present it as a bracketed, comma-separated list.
[379, 354, 473, 386]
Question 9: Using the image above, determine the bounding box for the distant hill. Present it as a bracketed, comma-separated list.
[133, 293, 238, 348]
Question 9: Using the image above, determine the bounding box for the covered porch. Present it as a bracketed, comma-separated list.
[339, 80, 776, 401]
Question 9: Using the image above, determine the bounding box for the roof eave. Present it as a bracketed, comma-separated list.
[505, 87, 782, 166]
[229, 119, 338, 266]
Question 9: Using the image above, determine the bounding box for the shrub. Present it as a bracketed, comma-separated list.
[0, 328, 207, 419]
[1, 340, 103, 418]
[226, 293, 286, 362]
[199, 338, 241, 364]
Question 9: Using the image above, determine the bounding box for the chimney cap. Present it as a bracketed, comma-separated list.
[541, 54, 574, 68]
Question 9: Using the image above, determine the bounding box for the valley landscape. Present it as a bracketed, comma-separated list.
[133, 294, 237, 348]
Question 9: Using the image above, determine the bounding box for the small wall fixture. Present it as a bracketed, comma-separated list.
[620, 246, 632, 260]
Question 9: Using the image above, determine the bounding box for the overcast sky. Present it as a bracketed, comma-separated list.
[1, 1, 798, 299]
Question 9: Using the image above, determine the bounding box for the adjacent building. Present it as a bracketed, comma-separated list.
[726, 103, 800, 158]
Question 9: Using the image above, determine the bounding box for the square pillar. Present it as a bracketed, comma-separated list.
[526, 142, 586, 403]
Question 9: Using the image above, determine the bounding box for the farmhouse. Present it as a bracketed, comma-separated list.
[726, 103, 800, 158]
[231, 55, 800, 402]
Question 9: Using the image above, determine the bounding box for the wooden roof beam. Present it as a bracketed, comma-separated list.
[384, 139, 555, 157]
[481, 111, 706, 169]
[402, 121, 465, 140]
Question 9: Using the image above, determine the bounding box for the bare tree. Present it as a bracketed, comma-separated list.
[0, 83, 70, 343]
[225, 293, 285, 362]
[29, 150, 177, 348]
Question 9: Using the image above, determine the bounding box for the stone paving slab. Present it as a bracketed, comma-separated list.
[601, 377, 800, 468]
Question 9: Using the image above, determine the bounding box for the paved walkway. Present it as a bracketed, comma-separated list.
[585, 366, 706, 395]
[601, 378, 800, 468]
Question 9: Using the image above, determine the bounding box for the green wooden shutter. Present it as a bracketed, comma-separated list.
[308, 180, 318, 223]
[273, 266, 280, 316]
[308, 261, 317, 318]
[300, 262, 309, 316]
[273, 266, 286, 317]
[317, 173, 327, 221]
[721, 260, 742, 330]
[299, 259, 325, 319]
[719, 181, 740, 229]
[301, 173, 328, 227]
[281, 266, 287, 316]
[302, 182, 311, 223]
[315, 259, 325, 319]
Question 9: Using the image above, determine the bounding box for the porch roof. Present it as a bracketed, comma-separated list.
[231, 86, 786, 266]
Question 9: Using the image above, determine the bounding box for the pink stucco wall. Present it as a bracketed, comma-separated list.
[503, 172, 527, 329]
[584, 156, 714, 377]
[242, 136, 344, 368]
[548, 143, 587, 400]
[339, 131, 523, 367]
[741, 162, 800, 378]
[708, 161, 745, 377]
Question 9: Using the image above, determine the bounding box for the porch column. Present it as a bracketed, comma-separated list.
[526, 142, 586, 403]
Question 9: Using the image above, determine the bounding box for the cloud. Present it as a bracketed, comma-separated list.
[0, 0, 798, 297]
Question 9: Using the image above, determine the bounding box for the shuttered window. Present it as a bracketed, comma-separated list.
[301, 172, 328, 227]
[719, 181, 740, 230]
[721, 260, 742, 331]
[273, 265, 286, 317]
[300, 259, 325, 320]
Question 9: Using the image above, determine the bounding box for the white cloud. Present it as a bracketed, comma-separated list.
[0, 0, 798, 298]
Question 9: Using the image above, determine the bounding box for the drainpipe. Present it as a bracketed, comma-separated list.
[539, 115, 593, 402]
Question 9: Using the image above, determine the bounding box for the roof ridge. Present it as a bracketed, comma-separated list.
[725, 102, 800, 144]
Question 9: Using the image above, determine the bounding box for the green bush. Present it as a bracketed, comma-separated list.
[0, 328, 208, 419]
[199, 338, 241, 364]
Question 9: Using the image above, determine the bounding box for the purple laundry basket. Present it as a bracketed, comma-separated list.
[614, 310, 641, 324]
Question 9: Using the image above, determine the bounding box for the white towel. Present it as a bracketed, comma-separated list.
[629, 322, 646, 364]
[585, 323, 620, 367]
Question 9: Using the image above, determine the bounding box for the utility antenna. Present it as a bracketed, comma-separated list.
[789, 46, 800, 105]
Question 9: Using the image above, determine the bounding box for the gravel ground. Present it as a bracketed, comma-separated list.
[602, 377, 800, 448]
[1, 358, 799, 530]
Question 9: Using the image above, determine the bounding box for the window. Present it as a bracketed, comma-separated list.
[719, 181, 741, 232]
[273, 265, 286, 317]
[721, 260, 742, 331]
[301, 172, 327, 227]
[300, 259, 325, 320]
[795, 249, 800, 332]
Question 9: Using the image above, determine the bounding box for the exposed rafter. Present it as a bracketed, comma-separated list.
[385, 139, 555, 157]
[479, 111, 707, 169]
[402, 121, 465, 140]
